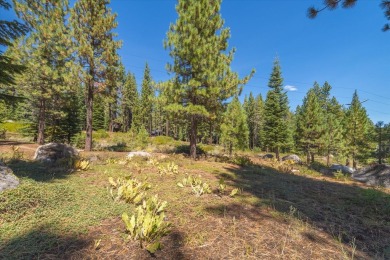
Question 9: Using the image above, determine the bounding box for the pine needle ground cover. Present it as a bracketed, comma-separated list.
[1, 142, 390, 259]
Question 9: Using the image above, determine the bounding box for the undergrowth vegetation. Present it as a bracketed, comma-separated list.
[1, 143, 390, 259]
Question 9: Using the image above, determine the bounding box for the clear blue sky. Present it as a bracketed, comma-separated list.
[2, 0, 390, 123]
[109, 0, 390, 123]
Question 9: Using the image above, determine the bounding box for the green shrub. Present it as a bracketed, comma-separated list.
[94, 129, 109, 139]
[0, 127, 5, 139]
[71, 132, 86, 148]
[151, 136, 174, 145]
[136, 127, 149, 149]
[122, 195, 171, 253]
[198, 144, 214, 154]
[230, 155, 252, 166]
[175, 145, 205, 155]
[0, 121, 26, 133]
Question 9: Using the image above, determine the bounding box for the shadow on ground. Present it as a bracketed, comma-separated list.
[208, 163, 390, 259]
[0, 225, 90, 259]
[7, 159, 74, 182]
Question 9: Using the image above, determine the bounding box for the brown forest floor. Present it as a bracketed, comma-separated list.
[1, 140, 390, 259]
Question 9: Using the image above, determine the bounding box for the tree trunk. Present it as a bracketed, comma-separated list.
[166, 119, 169, 136]
[326, 149, 330, 167]
[189, 115, 197, 159]
[311, 152, 315, 164]
[306, 146, 310, 164]
[108, 103, 113, 132]
[275, 146, 280, 161]
[37, 99, 46, 145]
[85, 80, 93, 151]
[208, 122, 213, 144]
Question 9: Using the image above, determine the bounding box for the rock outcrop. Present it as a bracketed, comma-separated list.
[127, 151, 151, 158]
[33, 143, 78, 163]
[0, 165, 19, 192]
[352, 164, 390, 188]
[282, 154, 302, 163]
[329, 164, 355, 175]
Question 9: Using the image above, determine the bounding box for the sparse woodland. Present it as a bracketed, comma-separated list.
[1, 0, 390, 259]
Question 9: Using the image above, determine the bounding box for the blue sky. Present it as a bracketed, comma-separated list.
[3, 0, 390, 123]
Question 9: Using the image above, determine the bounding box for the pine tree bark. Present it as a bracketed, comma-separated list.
[37, 98, 46, 145]
[108, 103, 115, 132]
[85, 79, 93, 151]
[190, 115, 197, 159]
[275, 146, 280, 161]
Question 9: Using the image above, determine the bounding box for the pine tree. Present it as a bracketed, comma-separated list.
[12, 0, 75, 144]
[71, 0, 121, 151]
[0, 0, 28, 87]
[263, 59, 290, 160]
[140, 63, 154, 133]
[220, 96, 249, 156]
[121, 71, 139, 132]
[317, 82, 346, 166]
[254, 94, 264, 149]
[295, 87, 324, 164]
[244, 92, 256, 149]
[344, 90, 372, 168]
[164, 0, 253, 159]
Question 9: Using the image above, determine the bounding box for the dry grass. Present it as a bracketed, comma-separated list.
[1, 141, 389, 259]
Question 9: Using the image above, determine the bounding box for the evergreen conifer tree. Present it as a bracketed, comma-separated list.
[296, 87, 324, 164]
[12, 0, 75, 144]
[220, 96, 249, 156]
[244, 92, 256, 149]
[254, 94, 264, 149]
[164, 0, 253, 158]
[140, 63, 154, 133]
[344, 90, 372, 168]
[71, 0, 121, 151]
[0, 0, 28, 87]
[121, 71, 139, 132]
[263, 59, 290, 160]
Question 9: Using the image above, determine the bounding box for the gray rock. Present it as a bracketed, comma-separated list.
[127, 151, 151, 158]
[0, 165, 19, 192]
[262, 154, 274, 159]
[282, 154, 302, 163]
[352, 164, 390, 188]
[33, 143, 78, 163]
[329, 164, 355, 175]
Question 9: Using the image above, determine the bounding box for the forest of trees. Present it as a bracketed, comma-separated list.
[1, 0, 389, 165]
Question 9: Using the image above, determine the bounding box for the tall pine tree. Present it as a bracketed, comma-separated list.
[71, 0, 121, 151]
[263, 59, 290, 160]
[220, 96, 249, 156]
[120, 70, 139, 132]
[295, 87, 324, 164]
[13, 0, 75, 144]
[344, 90, 372, 168]
[140, 63, 154, 133]
[165, 0, 253, 158]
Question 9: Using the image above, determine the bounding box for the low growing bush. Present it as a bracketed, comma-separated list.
[122, 195, 171, 253]
[109, 176, 151, 204]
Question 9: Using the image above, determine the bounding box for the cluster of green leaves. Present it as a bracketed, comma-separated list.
[230, 155, 253, 167]
[109, 176, 151, 204]
[177, 174, 212, 196]
[157, 162, 179, 175]
[108, 171, 171, 253]
[122, 195, 171, 253]
[73, 158, 90, 171]
[217, 178, 240, 197]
